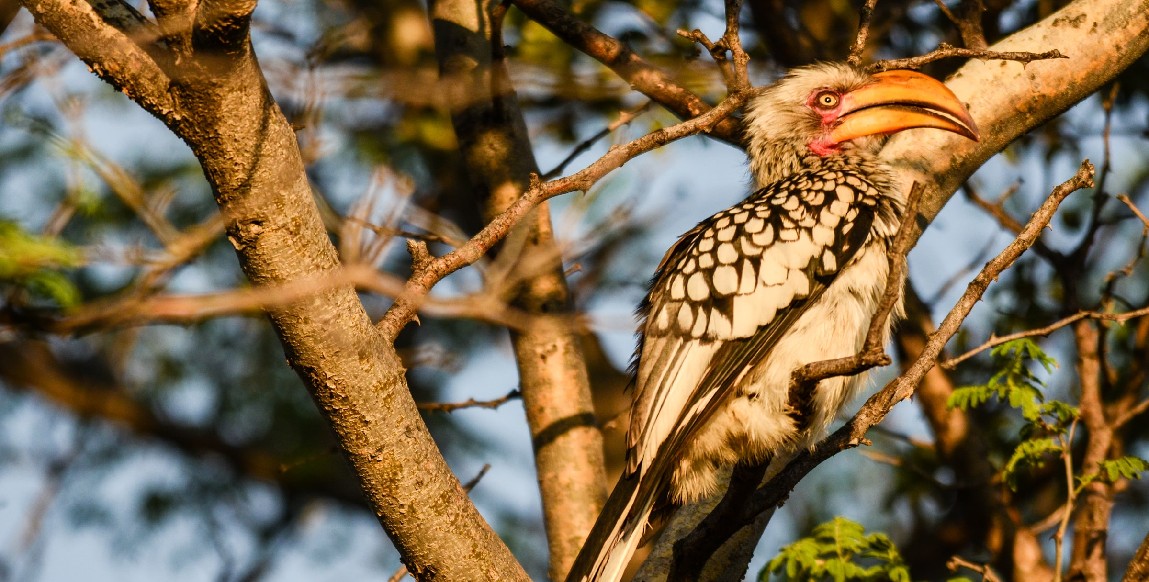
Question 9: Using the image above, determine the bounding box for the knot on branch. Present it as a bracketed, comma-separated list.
[406, 239, 433, 272]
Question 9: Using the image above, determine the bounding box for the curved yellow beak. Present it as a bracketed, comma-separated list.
[829, 70, 980, 145]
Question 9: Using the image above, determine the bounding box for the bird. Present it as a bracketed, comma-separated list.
[566, 62, 979, 582]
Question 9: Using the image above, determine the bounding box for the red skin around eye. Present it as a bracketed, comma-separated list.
[806, 90, 844, 157]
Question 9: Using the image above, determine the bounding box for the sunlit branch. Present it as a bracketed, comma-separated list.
[847, 0, 880, 66]
[869, 43, 1065, 72]
[509, 0, 744, 147]
[377, 90, 750, 341]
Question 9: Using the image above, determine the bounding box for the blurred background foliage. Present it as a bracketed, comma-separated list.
[0, 0, 1147, 580]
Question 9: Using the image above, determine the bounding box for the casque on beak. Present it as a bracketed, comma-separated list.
[829, 69, 980, 145]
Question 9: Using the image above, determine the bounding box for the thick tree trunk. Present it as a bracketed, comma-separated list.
[429, 1, 608, 577]
[18, 0, 529, 578]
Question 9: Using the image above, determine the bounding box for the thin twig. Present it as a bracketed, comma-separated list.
[1053, 420, 1080, 582]
[964, 181, 1063, 265]
[788, 183, 923, 395]
[509, 0, 744, 146]
[868, 43, 1065, 72]
[675, 0, 750, 92]
[1120, 194, 1149, 229]
[49, 264, 560, 334]
[1104, 194, 1149, 289]
[1028, 503, 1069, 535]
[847, 0, 880, 66]
[1114, 397, 1149, 429]
[1071, 83, 1120, 266]
[924, 235, 1000, 306]
[948, 555, 1004, 582]
[935, 0, 989, 49]
[933, 0, 959, 28]
[942, 306, 1149, 368]
[417, 389, 522, 413]
[541, 101, 653, 180]
[377, 90, 751, 341]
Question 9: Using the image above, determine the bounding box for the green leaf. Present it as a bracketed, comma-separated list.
[1003, 438, 1062, 490]
[0, 221, 83, 307]
[948, 339, 1059, 418]
[1040, 401, 1080, 424]
[947, 385, 994, 411]
[762, 517, 911, 581]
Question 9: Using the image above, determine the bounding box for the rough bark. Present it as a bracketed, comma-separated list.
[1125, 531, 1149, 582]
[1068, 320, 1113, 581]
[18, 0, 528, 578]
[428, 1, 608, 578]
[883, 0, 1149, 232]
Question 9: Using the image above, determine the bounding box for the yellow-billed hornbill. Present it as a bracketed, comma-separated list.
[567, 63, 979, 582]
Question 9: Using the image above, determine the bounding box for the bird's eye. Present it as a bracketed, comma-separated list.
[813, 90, 839, 110]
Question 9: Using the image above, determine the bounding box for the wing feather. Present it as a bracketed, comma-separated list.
[627, 162, 887, 481]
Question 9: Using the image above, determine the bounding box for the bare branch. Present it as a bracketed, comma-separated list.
[1115, 397, 1149, 429]
[49, 264, 548, 333]
[948, 555, 1004, 582]
[20, 0, 177, 120]
[963, 181, 1064, 265]
[377, 90, 750, 341]
[417, 389, 523, 413]
[935, 0, 989, 50]
[541, 101, 653, 180]
[509, 0, 744, 147]
[942, 306, 1149, 368]
[677, 0, 750, 92]
[847, 0, 880, 66]
[869, 43, 1065, 72]
[787, 183, 923, 398]
[1120, 194, 1149, 229]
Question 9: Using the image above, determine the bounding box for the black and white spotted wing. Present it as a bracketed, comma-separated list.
[627, 162, 890, 475]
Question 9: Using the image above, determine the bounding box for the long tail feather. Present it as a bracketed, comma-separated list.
[566, 471, 663, 582]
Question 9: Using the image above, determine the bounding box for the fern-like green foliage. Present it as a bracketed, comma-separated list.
[762, 517, 911, 582]
[1077, 456, 1149, 493]
[946, 339, 1074, 489]
[0, 221, 83, 307]
[1001, 437, 1062, 489]
[947, 338, 1057, 422]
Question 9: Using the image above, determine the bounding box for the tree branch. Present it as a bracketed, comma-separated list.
[942, 307, 1149, 369]
[428, 1, 606, 576]
[509, 0, 744, 147]
[846, 0, 880, 66]
[881, 0, 1149, 239]
[27, 0, 531, 576]
[377, 90, 749, 340]
[20, 0, 177, 120]
[869, 43, 1065, 72]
